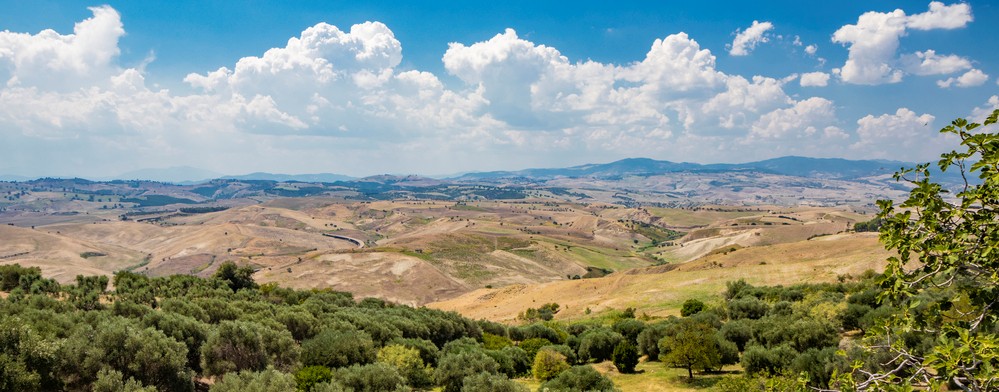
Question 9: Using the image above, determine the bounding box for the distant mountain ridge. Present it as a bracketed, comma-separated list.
[453, 156, 911, 181]
[222, 172, 355, 183]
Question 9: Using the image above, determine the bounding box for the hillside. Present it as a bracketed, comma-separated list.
[428, 232, 890, 322]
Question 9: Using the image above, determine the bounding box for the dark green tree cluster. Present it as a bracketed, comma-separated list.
[0, 261, 499, 391]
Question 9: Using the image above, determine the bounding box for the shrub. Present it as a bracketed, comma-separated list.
[612, 318, 646, 344]
[435, 350, 499, 392]
[93, 368, 156, 392]
[333, 363, 409, 392]
[636, 321, 673, 360]
[388, 337, 440, 367]
[460, 372, 528, 392]
[59, 318, 193, 391]
[741, 344, 796, 376]
[377, 344, 432, 388]
[612, 341, 639, 373]
[500, 346, 532, 377]
[577, 328, 625, 363]
[295, 366, 334, 392]
[539, 365, 617, 392]
[728, 297, 769, 320]
[208, 368, 296, 392]
[301, 329, 376, 369]
[532, 349, 570, 381]
[517, 337, 552, 361]
[719, 319, 753, 352]
[482, 332, 512, 350]
[681, 299, 706, 317]
[539, 344, 577, 365]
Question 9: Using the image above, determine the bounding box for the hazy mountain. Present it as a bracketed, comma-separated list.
[115, 166, 223, 184]
[0, 174, 33, 181]
[455, 156, 910, 181]
[223, 172, 355, 183]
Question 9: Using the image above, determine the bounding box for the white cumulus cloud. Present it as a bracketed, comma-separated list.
[937, 68, 989, 88]
[800, 72, 831, 87]
[729, 21, 774, 56]
[901, 49, 972, 75]
[832, 2, 973, 85]
[852, 108, 946, 158]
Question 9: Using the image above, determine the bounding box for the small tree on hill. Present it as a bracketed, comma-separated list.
[680, 299, 705, 317]
[612, 341, 639, 373]
[659, 321, 720, 379]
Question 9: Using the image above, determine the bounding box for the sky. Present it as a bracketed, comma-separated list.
[0, 1, 997, 178]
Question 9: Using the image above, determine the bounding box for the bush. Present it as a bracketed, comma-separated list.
[611, 318, 645, 344]
[377, 344, 432, 388]
[517, 337, 552, 361]
[208, 367, 296, 392]
[612, 341, 639, 373]
[539, 365, 617, 392]
[435, 350, 499, 392]
[532, 349, 570, 381]
[482, 332, 512, 350]
[500, 346, 532, 377]
[577, 328, 625, 363]
[460, 372, 527, 392]
[93, 368, 156, 392]
[295, 366, 334, 392]
[59, 318, 193, 391]
[200, 321, 269, 377]
[718, 319, 753, 352]
[741, 344, 796, 376]
[333, 363, 409, 392]
[301, 329, 376, 369]
[728, 297, 769, 320]
[636, 321, 673, 360]
[539, 344, 577, 365]
[716, 335, 740, 367]
[389, 337, 440, 367]
[681, 299, 706, 317]
[791, 347, 849, 388]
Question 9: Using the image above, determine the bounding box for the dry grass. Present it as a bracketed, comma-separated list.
[428, 233, 889, 322]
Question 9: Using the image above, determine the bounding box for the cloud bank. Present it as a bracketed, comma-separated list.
[0, 4, 987, 177]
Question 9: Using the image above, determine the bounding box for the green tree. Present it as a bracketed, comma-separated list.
[460, 372, 527, 392]
[301, 329, 376, 369]
[538, 365, 618, 392]
[680, 299, 705, 317]
[92, 369, 156, 392]
[377, 344, 431, 388]
[333, 363, 408, 392]
[532, 349, 570, 381]
[295, 366, 333, 392]
[200, 320, 269, 377]
[577, 328, 624, 363]
[435, 350, 499, 392]
[59, 318, 193, 391]
[213, 261, 258, 292]
[517, 337, 551, 361]
[846, 109, 999, 391]
[208, 367, 297, 392]
[612, 341, 639, 374]
[658, 321, 719, 379]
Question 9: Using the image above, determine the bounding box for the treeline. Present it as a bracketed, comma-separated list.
[635, 273, 904, 390]
[0, 263, 619, 392]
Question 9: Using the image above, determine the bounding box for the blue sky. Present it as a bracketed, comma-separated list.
[0, 1, 997, 178]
